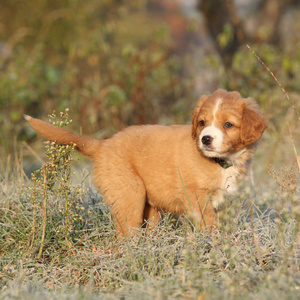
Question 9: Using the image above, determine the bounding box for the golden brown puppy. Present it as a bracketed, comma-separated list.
[25, 89, 267, 236]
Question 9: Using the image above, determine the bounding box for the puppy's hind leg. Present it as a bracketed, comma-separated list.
[108, 175, 147, 237]
[143, 203, 161, 231]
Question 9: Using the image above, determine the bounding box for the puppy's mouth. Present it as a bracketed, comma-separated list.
[200, 144, 228, 158]
[203, 152, 224, 159]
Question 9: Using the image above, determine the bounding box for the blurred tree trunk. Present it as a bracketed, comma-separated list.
[198, 0, 299, 68]
[198, 0, 244, 68]
[255, 0, 295, 44]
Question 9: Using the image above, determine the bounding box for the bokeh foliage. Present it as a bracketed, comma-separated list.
[1, 0, 300, 157]
[0, 0, 194, 155]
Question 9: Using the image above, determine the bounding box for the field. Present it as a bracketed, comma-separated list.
[1, 146, 300, 299]
[1, 1, 300, 299]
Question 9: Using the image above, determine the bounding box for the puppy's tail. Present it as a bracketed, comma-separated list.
[25, 115, 101, 158]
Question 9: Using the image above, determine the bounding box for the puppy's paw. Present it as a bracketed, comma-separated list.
[222, 167, 239, 194]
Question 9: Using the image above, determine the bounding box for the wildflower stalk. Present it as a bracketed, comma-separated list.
[25, 109, 77, 258]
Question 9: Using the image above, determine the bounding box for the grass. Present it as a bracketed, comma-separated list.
[0, 113, 299, 299]
[1, 182, 299, 299]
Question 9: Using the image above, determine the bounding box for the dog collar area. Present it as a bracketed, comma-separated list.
[212, 157, 233, 169]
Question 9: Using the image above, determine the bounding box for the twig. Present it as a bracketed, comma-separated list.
[288, 124, 300, 172]
[37, 165, 47, 260]
[249, 197, 262, 266]
[246, 44, 300, 121]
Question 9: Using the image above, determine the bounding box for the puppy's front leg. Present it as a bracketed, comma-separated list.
[221, 167, 240, 194]
[188, 198, 217, 231]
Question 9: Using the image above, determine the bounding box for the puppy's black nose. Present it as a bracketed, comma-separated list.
[202, 135, 213, 146]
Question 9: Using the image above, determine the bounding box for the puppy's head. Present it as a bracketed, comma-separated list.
[192, 89, 267, 159]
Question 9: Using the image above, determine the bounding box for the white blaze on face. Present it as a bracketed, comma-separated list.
[200, 98, 224, 157]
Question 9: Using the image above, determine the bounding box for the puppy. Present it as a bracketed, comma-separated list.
[25, 89, 267, 236]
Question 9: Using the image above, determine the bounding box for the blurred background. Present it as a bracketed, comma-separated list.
[0, 0, 299, 181]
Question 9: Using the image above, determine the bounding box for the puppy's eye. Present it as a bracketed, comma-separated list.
[199, 120, 205, 126]
[224, 122, 233, 128]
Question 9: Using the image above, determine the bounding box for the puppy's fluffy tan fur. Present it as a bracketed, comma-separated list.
[25, 89, 267, 236]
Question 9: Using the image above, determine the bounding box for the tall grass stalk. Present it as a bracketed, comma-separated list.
[37, 165, 47, 260]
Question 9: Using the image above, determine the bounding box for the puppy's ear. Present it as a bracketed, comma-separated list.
[191, 95, 208, 139]
[241, 98, 267, 146]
